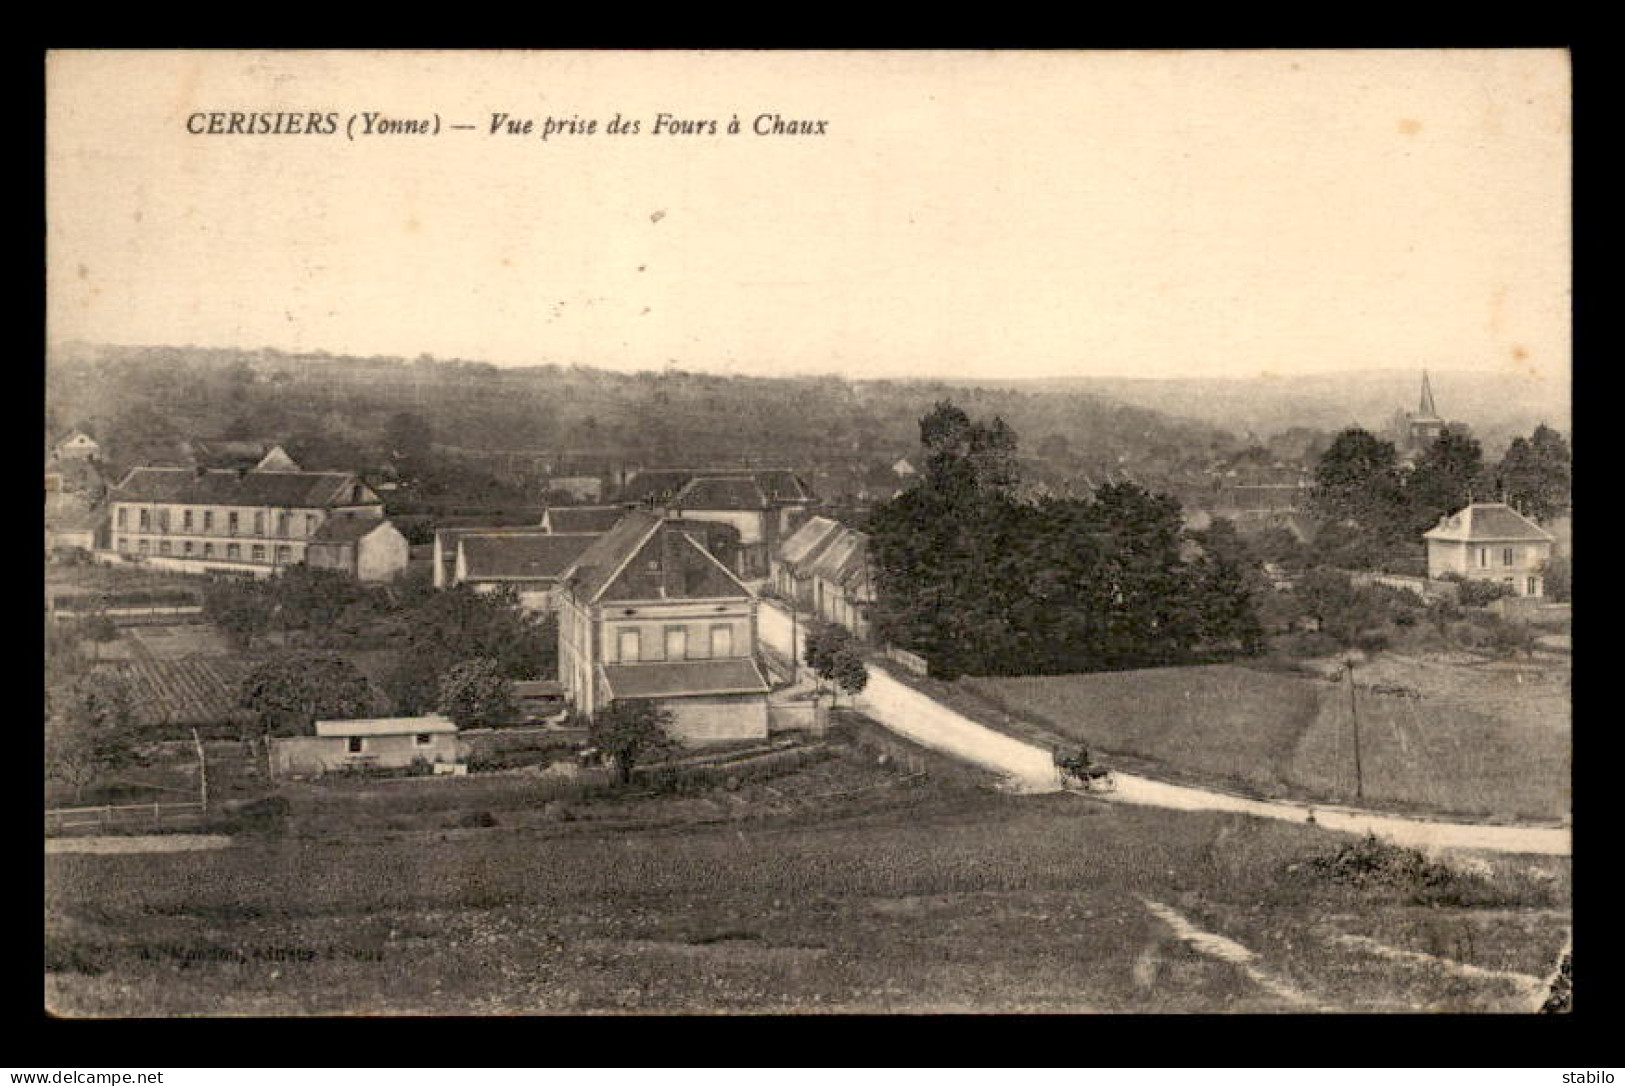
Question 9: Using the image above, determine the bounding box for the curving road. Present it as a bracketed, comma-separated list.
[854, 663, 1570, 857]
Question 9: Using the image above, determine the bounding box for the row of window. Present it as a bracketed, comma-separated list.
[1477, 546, 1524, 569]
[117, 506, 319, 538]
[117, 537, 294, 563]
[347, 734, 435, 754]
[616, 624, 734, 663]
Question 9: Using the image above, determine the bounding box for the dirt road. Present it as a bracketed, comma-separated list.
[856, 665, 1570, 856]
[45, 834, 232, 855]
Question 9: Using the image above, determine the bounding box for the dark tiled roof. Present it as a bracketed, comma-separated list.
[545, 505, 628, 533]
[459, 533, 599, 581]
[190, 440, 285, 468]
[619, 468, 814, 505]
[601, 658, 771, 699]
[674, 475, 767, 510]
[1424, 503, 1555, 543]
[311, 515, 391, 544]
[113, 467, 373, 509]
[564, 509, 667, 602]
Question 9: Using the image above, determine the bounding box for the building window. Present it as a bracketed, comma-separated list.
[665, 626, 688, 661]
[1478, 547, 1488, 569]
[204, 511, 214, 532]
[415, 734, 432, 746]
[183, 509, 193, 530]
[204, 543, 214, 558]
[117, 536, 130, 552]
[710, 624, 733, 658]
[1502, 547, 1514, 567]
[278, 513, 291, 537]
[306, 514, 318, 536]
[254, 512, 265, 535]
[157, 509, 169, 533]
[1527, 577, 1538, 596]
[228, 512, 239, 535]
[159, 540, 171, 556]
[183, 541, 194, 556]
[618, 629, 641, 663]
[347, 736, 364, 754]
[116, 507, 127, 528]
[139, 509, 150, 530]
[227, 543, 241, 560]
[276, 545, 291, 564]
[138, 539, 149, 554]
[252, 544, 266, 562]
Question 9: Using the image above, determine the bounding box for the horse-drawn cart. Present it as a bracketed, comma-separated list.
[1053, 745, 1115, 794]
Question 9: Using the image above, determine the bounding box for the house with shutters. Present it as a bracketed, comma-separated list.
[104, 465, 384, 578]
[557, 509, 772, 742]
[1423, 501, 1556, 598]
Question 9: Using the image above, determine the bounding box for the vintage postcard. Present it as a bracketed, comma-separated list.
[45, 49, 1570, 1015]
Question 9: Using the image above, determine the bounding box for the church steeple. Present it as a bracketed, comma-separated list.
[1418, 370, 1439, 419]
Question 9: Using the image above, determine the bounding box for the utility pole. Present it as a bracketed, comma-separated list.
[191, 727, 209, 813]
[1346, 657, 1364, 802]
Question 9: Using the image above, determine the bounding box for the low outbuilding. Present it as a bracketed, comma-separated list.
[272, 715, 466, 777]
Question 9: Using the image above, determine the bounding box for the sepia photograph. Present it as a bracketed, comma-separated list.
[44, 48, 1571, 1016]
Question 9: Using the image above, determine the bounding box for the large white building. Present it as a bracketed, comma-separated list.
[105, 465, 390, 578]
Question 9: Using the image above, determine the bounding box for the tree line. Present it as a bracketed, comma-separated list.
[867, 403, 1264, 679]
[1307, 422, 1570, 574]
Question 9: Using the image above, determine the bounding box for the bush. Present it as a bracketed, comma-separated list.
[1440, 574, 1512, 608]
[1297, 833, 1488, 904]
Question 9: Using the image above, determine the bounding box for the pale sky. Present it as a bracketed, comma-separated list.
[47, 50, 1570, 386]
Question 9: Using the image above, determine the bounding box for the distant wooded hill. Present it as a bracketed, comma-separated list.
[961, 369, 1571, 455]
[46, 344, 1246, 485]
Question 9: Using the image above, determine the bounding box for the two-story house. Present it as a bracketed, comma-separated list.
[557, 509, 772, 742]
[1424, 501, 1555, 598]
[105, 466, 386, 578]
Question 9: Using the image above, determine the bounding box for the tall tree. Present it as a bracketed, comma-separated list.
[238, 652, 375, 739]
[46, 671, 138, 802]
[1495, 423, 1571, 522]
[1310, 427, 1404, 529]
[1405, 424, 1486, 533]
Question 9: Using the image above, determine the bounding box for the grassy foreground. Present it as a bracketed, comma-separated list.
[46, 749, 1569, 1015]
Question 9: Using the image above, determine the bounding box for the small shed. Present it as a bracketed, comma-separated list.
[272, 715, 464, 777]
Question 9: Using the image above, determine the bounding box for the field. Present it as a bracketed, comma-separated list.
[961, 655, 1570, 824]
[97, 656, 253, 727]
[45, 743, 1571, 1015]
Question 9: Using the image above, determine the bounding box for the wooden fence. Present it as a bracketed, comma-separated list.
[45, 801, 207, 836]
